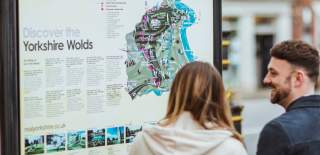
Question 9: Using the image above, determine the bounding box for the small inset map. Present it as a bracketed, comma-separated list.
[125, 0, 196, 99]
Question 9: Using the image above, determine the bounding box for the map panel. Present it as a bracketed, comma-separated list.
[125, 0, 196, 99]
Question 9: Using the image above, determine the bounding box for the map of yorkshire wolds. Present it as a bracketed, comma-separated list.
[125, 0, 196, 99]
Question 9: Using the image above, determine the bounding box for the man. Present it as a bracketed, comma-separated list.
[257, 40, 320, 155]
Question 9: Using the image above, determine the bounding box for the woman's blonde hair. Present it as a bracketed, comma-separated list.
[161, 61, 242, 142]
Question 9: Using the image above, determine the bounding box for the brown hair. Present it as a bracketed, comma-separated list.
[160, 61, 242, 142]
[270, 40, 320, 83]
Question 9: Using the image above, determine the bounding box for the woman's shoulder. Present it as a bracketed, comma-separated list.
[215, 137, 247, 155]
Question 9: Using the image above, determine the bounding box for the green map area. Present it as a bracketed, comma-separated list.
[125, 0, 196, 99]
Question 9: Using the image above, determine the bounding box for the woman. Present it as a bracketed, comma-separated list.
[129, 61, 247, 155]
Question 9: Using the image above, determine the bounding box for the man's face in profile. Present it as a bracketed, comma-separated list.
[263, 57, 294, 105]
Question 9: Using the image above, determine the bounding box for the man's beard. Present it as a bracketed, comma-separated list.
[270, 87, 290, 104]
[269, 76, 291, 104]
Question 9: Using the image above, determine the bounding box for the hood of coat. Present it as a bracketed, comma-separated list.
[139, 112, 234, 155]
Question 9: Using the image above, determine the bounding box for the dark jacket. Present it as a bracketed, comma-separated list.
[257, 95, 320, 155]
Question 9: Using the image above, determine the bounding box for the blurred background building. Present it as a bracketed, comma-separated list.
[222, 0, 319, 96]
[222, 0, 319, 154]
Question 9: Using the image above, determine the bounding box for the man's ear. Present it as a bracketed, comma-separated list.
[294, 70, 305, 87]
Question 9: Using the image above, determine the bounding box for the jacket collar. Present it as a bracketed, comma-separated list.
[287, 95, 320, 112]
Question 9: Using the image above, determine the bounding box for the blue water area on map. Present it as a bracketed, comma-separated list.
[145, 88, 164, 96]
[153, 90, 162, 96]
[175, 0, 196, 61]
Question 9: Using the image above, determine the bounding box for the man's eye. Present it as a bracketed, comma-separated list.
[270, 71, 277, 76]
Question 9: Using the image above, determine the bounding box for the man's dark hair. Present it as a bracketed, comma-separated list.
[270, 40, 320, 83]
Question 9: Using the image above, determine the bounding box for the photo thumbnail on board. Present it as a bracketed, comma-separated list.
[67, 130, 86, 150]
[88, 128, 106, 148]
[125, 125, 143, 143]
[46, 133, 66, 153]
[25, 135, 45, 155]
[107, 126, 125, 145]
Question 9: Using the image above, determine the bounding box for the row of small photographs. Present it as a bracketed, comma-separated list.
[25, 125, 143, 155]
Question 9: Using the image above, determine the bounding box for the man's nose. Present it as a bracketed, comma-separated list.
[263, 75, 271, 85]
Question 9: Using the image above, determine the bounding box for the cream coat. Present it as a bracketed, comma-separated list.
[129, 112, 248, 155]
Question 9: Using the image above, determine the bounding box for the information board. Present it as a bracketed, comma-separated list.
[19, 0, 214, 154]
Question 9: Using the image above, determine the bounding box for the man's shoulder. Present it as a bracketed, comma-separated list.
[259, 115, 294, 143]
[264, 112, 294, 130]
[265, 111, 304, 135]
[272, 111, 297, 124]
[262, 118, 287, 135]
[262, 107, 320, 144]
[257, 118, 291, 155]
[274, 100, 320, 129]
